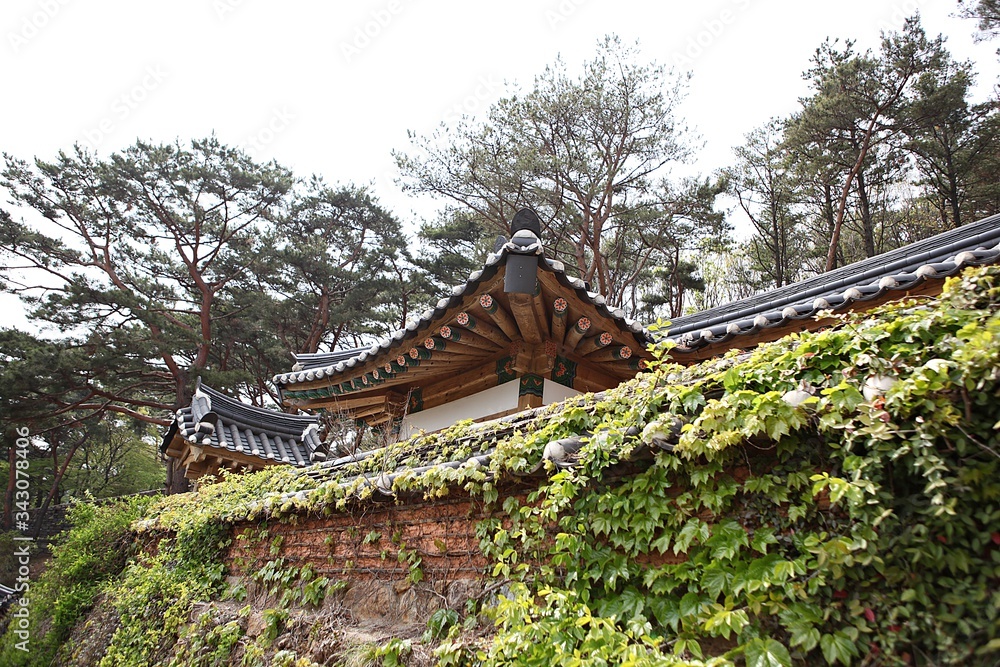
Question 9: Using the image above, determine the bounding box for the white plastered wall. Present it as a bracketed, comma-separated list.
[399, 378, 582, 440]
[400, 380, 519, 440]
[543, 378, 581, 405]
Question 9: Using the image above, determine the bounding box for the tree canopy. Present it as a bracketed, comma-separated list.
[1, 137, 425, 494]
[722, 15, 1000, 292]
[396, 36, 728, 319]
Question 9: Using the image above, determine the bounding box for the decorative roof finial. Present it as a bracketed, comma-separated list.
[510, 207, 541, 238]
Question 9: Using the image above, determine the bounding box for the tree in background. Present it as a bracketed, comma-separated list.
[411, 209, 498, 292]
[690, 247, 764, 312]
[958, 0, 1000, 52]
[396, 36, 726, 318]
[0, 329, 160, 531]
[2, 138, 294, 417]
[723, 14, 998, 285]
[59, 418, 163, 500]
[220, 179, 424, 405]
[900, 50, 999, 228]
[726, 119, 807, 289]
[787, 19, 944, 270]
[1, 137, 424, 492]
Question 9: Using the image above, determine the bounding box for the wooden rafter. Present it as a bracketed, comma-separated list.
[588, 346, 633, 363]
[551, 297, 568, 344]
[479, 293, 520, 340]
[508, 292, 543, 344]
[564, 317, 591, 350]
[577, 331, 614, 356]
[455, 311, 509, 346]
[439, 324, 498, 352]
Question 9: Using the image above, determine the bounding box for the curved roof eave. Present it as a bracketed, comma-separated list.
[273, 232, 653, 388]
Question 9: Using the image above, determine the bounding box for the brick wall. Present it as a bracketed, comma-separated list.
[225, 492, 502, 623]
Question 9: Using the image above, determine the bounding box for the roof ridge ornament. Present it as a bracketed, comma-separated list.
[510, 207, 541, 237]
[504, 207, 543, 294]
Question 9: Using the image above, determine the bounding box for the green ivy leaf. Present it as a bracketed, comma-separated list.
[674, 518, 710, 555]
[679, 591, 703, 619]
[820, 631, 860, 666]
[745, 638, 792, 667]
[650, 532, 672, 555]
[701, 563, 731, 599]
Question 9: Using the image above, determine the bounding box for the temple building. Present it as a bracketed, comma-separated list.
[162, 210, 1000, 483]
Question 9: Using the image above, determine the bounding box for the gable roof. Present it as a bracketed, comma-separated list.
[272, 228, 654, 415]
[666, 213, 1000, 358]
[161, 381, 325, 474]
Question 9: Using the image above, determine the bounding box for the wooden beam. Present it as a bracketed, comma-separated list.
[551, 297, 569, 344]
[537, 270, 651, 358]
[399, 357, 484, 373]
[295, 381, 395, 411]
[204, 455, 222, 479]
[455, 311, 509, 346]
[419, 359, 504, 411]
[354, 404, 385, 419]
[184, 461, 205, 479]
[424, 336, 490, 355]
[326, 394, 386, 411]
[509, 292, 543, 344]
[588, 345, 633, 363]
[280, 280, 514, 402]
[438, 325, 498, 352]
[182, 444, 205, 467]
[479, 293, 520, 340]
[409, 344, 484, 363]
[577, 331, 614, 356]
[518, 392, 544, 410]
[398, 354, 420, 369]
[564, 317, 592, 350]
[163, 434, 186, 459]
[561, 354, 625, 392]
[531, 281, 550, 339]
[172, 441, 285, 481]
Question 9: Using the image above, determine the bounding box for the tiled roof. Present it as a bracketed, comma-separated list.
[272, 230, 651, 388]
[666, 214, 1000, 352]
[163, 382, 326, 467]
[293, 348, 368, 372]
[274, 391, 650, 502]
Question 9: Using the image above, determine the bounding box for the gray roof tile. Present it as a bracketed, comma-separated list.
[668, 214, 1000, 352]
[162, 380, 324, 468]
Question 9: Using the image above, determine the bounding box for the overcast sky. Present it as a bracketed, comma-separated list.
[2, 0, 998, 331]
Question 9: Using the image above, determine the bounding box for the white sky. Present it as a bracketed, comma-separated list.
[2, 0, 998, 331]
